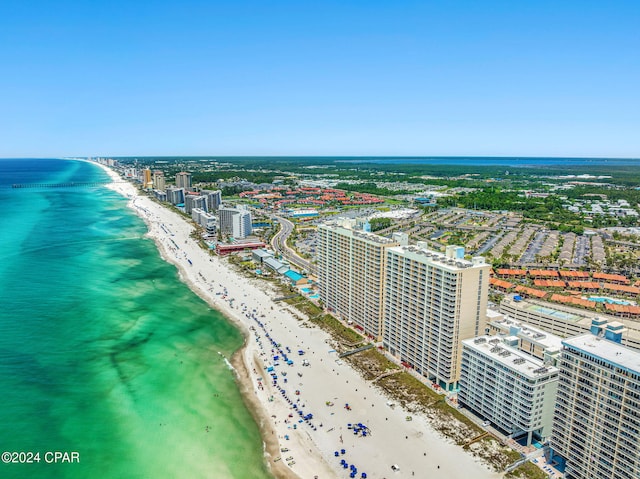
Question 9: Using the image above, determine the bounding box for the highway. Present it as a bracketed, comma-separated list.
[269, 215, 316, 275]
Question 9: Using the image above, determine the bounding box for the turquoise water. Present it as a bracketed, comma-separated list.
[0, 159, 272, 479]
[588, 296, 632, 305]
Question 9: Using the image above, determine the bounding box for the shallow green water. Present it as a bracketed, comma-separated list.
[0, 159, 272, 479]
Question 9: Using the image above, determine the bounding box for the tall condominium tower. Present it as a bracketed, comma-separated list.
[551, 322, 640, 479]
[232, 210, 252, 239]
[185, 194, 208, 214]
[460, 335, 559, 445]
[218, 206, 252, 239]
[383, 244, 490, 391]
[143, 168, 152, 188]
[166, 187, 185, 206]
[316, 220, 407, 340]
[205, 190, 222, 211]
[175, 171, 192, 190]
[152, 170, 165, 190]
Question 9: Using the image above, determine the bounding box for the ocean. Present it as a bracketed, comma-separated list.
[0, 159, 272, 479]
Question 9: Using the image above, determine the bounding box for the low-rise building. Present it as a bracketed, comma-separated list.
[499, 297, 640, 350]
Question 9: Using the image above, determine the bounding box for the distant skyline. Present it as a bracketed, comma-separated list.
[1, 1, 639, 158]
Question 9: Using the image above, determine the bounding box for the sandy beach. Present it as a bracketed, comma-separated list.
[94, 161, 503, 479]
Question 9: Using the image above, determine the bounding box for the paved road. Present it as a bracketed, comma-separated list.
[270, 215, 316, 275]
[476, 231, 503, 255]
[520, 230, 546, 263]
[573, 235, 589, 265]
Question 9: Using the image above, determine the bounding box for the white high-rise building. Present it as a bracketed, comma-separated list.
[551, 321, 640, 479]
[460, 335, 559, 445]
[192, 208, 217, 234]
[218, 206, 252, 239]
[383, 244, 490, 390]
[232, 210, 252, 239]
[317, 220, 407, 340]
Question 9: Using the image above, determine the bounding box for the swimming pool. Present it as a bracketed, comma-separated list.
[588, 296, 634, 306]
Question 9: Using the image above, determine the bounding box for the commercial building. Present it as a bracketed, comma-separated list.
[551, 322, 640, 479]
[252, 249, 274, 264]
[264, 256, 290, 274]
[460, 335, 559, 445]
[316, 220, 407, 340]
[216, 240, 265, 257]
[383, 244, 490, 390]
[175, 171, 192, 190]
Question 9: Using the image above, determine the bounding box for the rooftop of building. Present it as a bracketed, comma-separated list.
[503, 297, 592, 323]
[463, 335, 558, 379]
[319, 222, 400, 245]
[501, 296, 640, 346]
[489, 315, 564, 352]
[387, 244, 487, 271]
[562, 333, 640, 373]
[253, 248, 273, 259]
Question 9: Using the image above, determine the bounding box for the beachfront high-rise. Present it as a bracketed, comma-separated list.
[232, 210, 252, 239]
[383, 244, 490, 390]
[317, 220, 407, 340]
[205, 190, 222, 211]
[166, 187, 185, 206]
[152, 170, 165, 190]
[175, 171, 192, 190]
[551, 323, 640, 479]
[218, 206, 252, 239]
[460, 335, 559, 445]
[143, 168, 152, 189]
[185, 194, 208, 214]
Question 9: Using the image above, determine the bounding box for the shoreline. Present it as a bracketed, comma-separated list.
[90, 160, 503, 479]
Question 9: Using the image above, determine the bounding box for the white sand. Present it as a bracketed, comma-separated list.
[93, 161, 503, 479]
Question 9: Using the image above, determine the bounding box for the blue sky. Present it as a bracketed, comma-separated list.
[1, 1, 638, 157]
